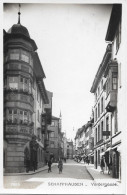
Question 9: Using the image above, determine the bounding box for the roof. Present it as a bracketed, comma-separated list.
[36, 78, 49, 104]
[4, 29, 37, 51]
[33, 52, 46, 79]
[105, 4, 122, 41]
[8, 23, 30, 38]
[90, 44, 112, 93]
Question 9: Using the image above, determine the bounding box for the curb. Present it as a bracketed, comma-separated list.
[85, 166, 94, 180]
[4, 164, 57, 176]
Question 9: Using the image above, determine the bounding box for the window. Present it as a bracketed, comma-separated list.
[98, 124, 100, 141]
[118, 63, 122, 88]
[29, 113, 32, 123]
[30, 55, 33, 66]
[21, 50, 29, 63]
[20, 110, 23, 115]
[21, 54, 29, 63]
[10, 53, 20, 60]
[98, 86, 100, 96]
[106, 116, 109, 139]
[50, 143, 55, 148]
[38, 110, 39, 122]
[9, 109, 13, 114]
[98, 150, 100, 165]
[106, 78, 110, 96]
[19, 110, 28, 124]
[101, 121, 103, 140]
[8, 76, 18, 89]
[112, 72, 117, 90]
[101, 97, 103, 113]
[95, 107, 97, 121]
[8, 109, 18, 123]
[24, 111, 27, 116]
[9, 49, 20, 60]
[24, 78, 27, 84]
[95, 92, 97, 101]
[20, 77, 23, 83]
[19, 77, 29, 92]
[40, 98, 41, 108]
[101, 79, 103, 90]
[98, 103, 100, 118]
[50, 132, 55, 138]
[29, 80, 32, 94]
[95, 128, 97, 144]
[114, 110, 118, 134]
[14, 109, 17, 114]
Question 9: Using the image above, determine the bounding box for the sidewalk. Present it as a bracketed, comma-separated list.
[85, 164, 121, 183]
[4, 163, 57, 176]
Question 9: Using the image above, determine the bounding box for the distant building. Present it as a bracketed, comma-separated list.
[83, 119, 94, 164]
[67, 140, 73, 159]
[74, 116, 94, 164]
[46, 116, 60, 162]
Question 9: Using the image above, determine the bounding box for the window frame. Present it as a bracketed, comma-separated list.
[112, 72, 118, 90]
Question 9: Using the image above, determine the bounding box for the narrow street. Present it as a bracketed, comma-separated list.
[4, 160, 93, 190]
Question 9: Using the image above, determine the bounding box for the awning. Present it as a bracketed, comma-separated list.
[105, 147, 111, 152]
[112, 144, 121, 150]
[117, 144, 121, 152]
[47, 129, 54, 133]
[36, 140, 44, 148]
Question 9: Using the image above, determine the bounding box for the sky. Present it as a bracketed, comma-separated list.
[3, 3, 112, 141]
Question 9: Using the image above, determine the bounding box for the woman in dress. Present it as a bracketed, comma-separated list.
[58, 158, 63, 174]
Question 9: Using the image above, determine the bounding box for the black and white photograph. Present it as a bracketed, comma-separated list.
[1, 0, 127, 194]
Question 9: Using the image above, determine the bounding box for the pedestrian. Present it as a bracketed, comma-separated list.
[33, 160, 36, 172]
[107, 157, 112, 175]
[58, 158, 63, 174]
[100, 156, 105, 174]
[87, 159, 90, 165]
[48, 159, 52, 173]
[25, 159, 30, 173]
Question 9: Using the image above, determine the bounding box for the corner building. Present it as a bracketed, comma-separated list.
[4, 14, 50, 173]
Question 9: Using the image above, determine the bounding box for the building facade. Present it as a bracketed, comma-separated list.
[90, 5, 122, 179]
[46, 116, 63, 162]
[4, 12, 51, 173]
[105, 4, 122, 179]
[63, 132, 67, 159]
[67, 140, 73, 159]
[90, 44, 113, 170]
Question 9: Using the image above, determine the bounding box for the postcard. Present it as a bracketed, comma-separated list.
[1, 0, 126, 194]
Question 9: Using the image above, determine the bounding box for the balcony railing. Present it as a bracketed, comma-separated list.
[4, 88, 34, 100]
[5, 119, 34, 127]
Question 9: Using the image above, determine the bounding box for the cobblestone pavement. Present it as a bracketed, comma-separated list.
[4, 160, 92, 188]
[3, 160, 122, 194]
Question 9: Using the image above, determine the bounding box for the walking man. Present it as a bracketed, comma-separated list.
[100, 156, 105, 174]
[48, 159, 52, 173]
